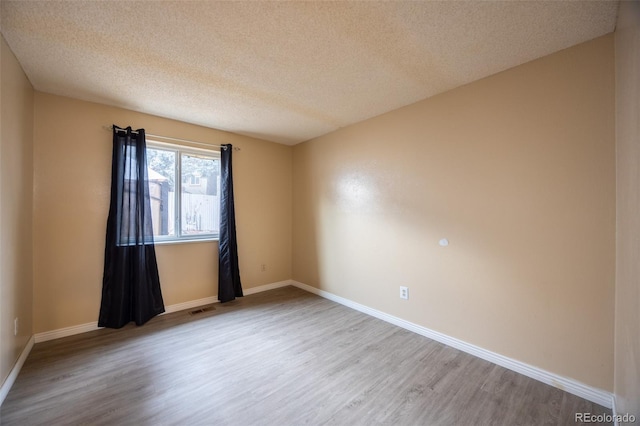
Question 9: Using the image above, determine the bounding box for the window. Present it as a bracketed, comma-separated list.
[146, 141, 221, 242]
[188, 175, 201, 186]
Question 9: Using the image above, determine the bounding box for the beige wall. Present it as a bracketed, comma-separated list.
[614, 0, 640, 419]
[33, 93, 292, 333]
[293, 35, 615, 391]
[0, 37, 34, 387]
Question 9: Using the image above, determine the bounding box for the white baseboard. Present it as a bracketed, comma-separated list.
[163, 296, 219, 314]
[35, 322, 101, 343]
[244, 280, 292, 295]
[0, 335, 35, 407]
[290, 280, 613, 409]
[35, 280, 293, 343]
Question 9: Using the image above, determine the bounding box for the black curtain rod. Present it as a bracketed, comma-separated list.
[104, 125, 240, 151]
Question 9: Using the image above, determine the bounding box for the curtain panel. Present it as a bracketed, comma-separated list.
[99, 125, 165, 328]
[218, 144, 243, 302]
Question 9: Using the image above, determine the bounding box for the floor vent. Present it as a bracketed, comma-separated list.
[189, 306, 216, 315]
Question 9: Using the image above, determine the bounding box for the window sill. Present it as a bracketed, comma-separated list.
[153, 237, 218, 246]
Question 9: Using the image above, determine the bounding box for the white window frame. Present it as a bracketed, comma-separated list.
[147, 140, 221, 244]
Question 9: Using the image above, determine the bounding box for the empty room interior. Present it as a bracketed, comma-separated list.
[1, 1, 639, 424]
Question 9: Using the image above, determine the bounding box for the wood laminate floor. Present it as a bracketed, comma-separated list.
[1, 286, 611, 425]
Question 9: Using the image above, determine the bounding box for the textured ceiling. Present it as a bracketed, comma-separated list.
[1, 1, 618, 145]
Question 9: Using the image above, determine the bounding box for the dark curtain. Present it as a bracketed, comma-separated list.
[99, 125, 165, 328]
[218, 144, 243, 302]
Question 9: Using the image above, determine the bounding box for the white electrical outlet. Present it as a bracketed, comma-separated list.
[14, 318, 18, 336]
[399, 286, 409, 300]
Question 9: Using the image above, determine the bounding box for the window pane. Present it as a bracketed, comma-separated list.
[147, 147, 176, 237]
[181, 153, 220, 236]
